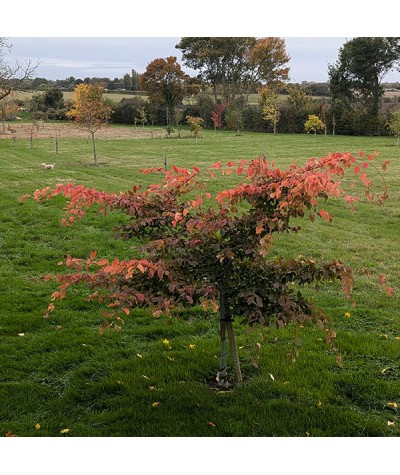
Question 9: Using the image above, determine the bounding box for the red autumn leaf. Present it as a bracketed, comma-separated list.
[386, 286, 395, 297]
[319, 209, 331, 222]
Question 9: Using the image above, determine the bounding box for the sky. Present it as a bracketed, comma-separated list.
[3, 0, 400, 86]
[5, 36, 400, 84]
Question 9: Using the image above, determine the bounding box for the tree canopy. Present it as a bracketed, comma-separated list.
[140, 56, 189, 124]
[328, 37, 400, 128]
[0, 37, 38, 102]
[176, 37, 290, 105]
[66, 83, 112, 165]
[27, 150, 391, 386]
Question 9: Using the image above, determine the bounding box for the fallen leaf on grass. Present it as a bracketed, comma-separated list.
[5, 431, 16, 437]
[35, 423, 41, 430]
[142, 375, 150, 380]
[17, 333, 24, 337]
[387, 402, 398, 409]
[269, 373, 275, 381]
[207, 421, 216, 427]
[59, 428, 70, 434]
[151, 402, 160, 408]
[136, 353, 143, 358]
[116, 380, 124, 385]
[387, 421, 396, 427]
[381, 367, 390, 374]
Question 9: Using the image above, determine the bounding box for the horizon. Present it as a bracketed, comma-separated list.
[5, 37, 400, 85]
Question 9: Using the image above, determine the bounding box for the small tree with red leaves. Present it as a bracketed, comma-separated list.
[26, 151, 391, 387]
[211, 103, 227, 132]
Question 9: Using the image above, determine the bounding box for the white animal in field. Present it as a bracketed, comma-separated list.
[41, 163, 55, 170]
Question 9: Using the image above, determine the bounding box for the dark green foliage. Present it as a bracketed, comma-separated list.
[111, 97, 148, 124]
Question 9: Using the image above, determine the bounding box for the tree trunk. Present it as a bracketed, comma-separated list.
[216, 319, 229, 388]
[226, 320, 243, 384]
[91, 131, 98, 166]
[217, 274, 243, 387]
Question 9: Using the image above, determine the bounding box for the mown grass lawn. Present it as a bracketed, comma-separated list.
[0, 128, 399, 437]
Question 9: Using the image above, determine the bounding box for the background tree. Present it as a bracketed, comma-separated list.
[186, 115, 203, 142]
[176, 37, 290, 105]
[0, 95, 18, 134]
[304, 114, 325, 135]
[66, 83, 112, 166]
[388, 111, 400, 145]
[210, 102, 227, 131]
[246, 37, 290, 99]
[0, 37, 38, 102]
[259, 86, 280, 133]
[131, 69, 141, 91]
[140, 56, 189, 125]
[328, 37, 400, 134]
[282, 84, 315, 133]
[28, 151, 390, 387]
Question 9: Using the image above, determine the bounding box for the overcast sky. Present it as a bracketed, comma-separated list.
[3, 1, 400, 84]
[4, 36, 400, 84]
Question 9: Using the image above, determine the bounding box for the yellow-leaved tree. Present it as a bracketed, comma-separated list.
[259, 86, 280, 134]
[67, 84, 112, 166]
[304, 114, 325, 136]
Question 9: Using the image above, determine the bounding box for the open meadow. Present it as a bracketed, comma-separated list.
[0, 125, 400, 437]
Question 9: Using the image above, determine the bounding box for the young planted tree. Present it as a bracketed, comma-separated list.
[211, 103, 227, 132]
[66, 83, 112, 166]
[0, 95, 18, 134]
[304, 114, 325, 135]
[259, 86, 281, 134]
[27, 152, 391, 387]
[186, 115, 204, 142]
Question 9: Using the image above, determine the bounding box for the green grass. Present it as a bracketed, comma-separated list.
[0, 128, 399, 437]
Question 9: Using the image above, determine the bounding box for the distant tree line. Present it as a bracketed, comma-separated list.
[3, 36, 400, 137]
[19, 69, 143, 93]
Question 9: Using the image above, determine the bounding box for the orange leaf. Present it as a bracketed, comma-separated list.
[319, 209, 331, 222]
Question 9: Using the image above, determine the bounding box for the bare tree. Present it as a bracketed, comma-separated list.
[0, 37, 39, 102]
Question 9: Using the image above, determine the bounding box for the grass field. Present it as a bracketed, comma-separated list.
[0, 127, 399, 437]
